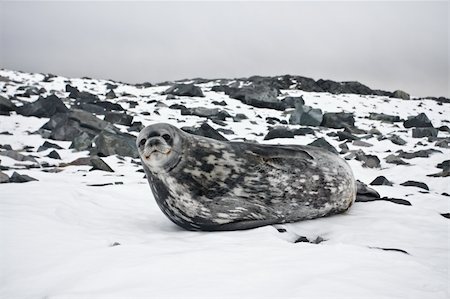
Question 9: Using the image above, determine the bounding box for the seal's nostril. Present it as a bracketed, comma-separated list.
[148, 138, 161, 147]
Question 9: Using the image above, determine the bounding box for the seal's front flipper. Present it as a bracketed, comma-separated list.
[201, 219, 277, 231]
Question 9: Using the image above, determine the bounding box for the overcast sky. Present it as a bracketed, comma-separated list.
[0, 1, 448, 97]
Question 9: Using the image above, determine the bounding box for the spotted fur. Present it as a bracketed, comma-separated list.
[137, 123, 356, 231]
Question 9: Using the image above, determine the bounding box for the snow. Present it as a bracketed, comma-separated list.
[0, 69, 449, 298]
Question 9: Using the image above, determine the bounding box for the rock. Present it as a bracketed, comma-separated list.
[392, 90, 410, 100]
[90, 158, 114, 172]
[225, 84, 285, 110]
[400, 180, 429, 191]
[281, 96, 304, 108]
[264, 128, 295, 140]
[292, 128, 315, 136]
[76, 103, 106, 115]
[356, 180, 380, 201]
[438, 125, 450, 132]
[437, 160, 450, 170]
[427, 170, 450, 177]
[370, 176, 393, 186]
[308, 138, 338, 154]
[385, 154, 410, 165]
[180, 107, 227, 120]
[0, 144, 12, 150]
[403, 113, 433, 128]
[94, 132, 139, 158]
[16, 95, 69, 118]
[412, 127, 438, 138]
[47, 150, 61, 159]
[105, 89, 117, 99]
[66, 85, 99, 102]
[397, 149, 441, 159]
[0, 150, 38, 163]
[0, 96, 16, 115]
[441, 213, 450, 219]
[353, 140, 373, 147]
[234, 113, 249, 121]
[321, 112, 355, 129]
[70, 132, 92, 151]
[0, 171, 9, 183]
[217, 128, 235, 135]
[337, 131, 359, 141]
[212, 100, 227, 106]
[9, 171, 38, 183]
[93, 101, 124, 112]
[163, 84, 204, 97]
[435, 140, 449, 148]
[127, 122, 145, 133]
[356, 153, 380, 168]
[169, 104, 187, 110]
[104, 112, 133, 126]
[181, 123, 228, 141]
[356, 195, 411, 206]
[289, 104, 323, 126]
[368, 112, 401, 123]
[37, 141, 64, 152]
[388, 135, 407, 145]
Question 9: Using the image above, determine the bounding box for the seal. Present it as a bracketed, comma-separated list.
[137, 123, 356, 231]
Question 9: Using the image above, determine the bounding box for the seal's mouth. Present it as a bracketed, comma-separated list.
[143, 146, 171, 160]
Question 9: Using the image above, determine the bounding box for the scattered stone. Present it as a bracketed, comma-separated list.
[403, 113, 433, 128]
[0, 171, 9, 183]
[435, 140, 449, 148]
[412, 127, 438, 138]
[212, 100, 227, 106]
[353, 140, 373, 147]
[385, 154, 410, 165]
[70, 132, 92, 151]
[16, 95, 69, 118]
[110, 242, 121, 247]
[392, 90, 410, 100]
[0, 150, 38, 163]
[370, 247, 409, 254]
[281, 96, 304, 108]
[289, 101, 323, 126]
[308, 138, 338, 154]
[47, 150, 61, 160]
[388, 135, 407, 145]
[356, 180, 380, 201]
[216, 128, 235, 135]
[0, 144, 13, 150]
[400, 180, 429, 191]
[321, 112, 355, 129]
[437, 160, 450, 170]
[234, 113, 249, 121]
[87, 182, 123, 187]
[37, 141, 63, 152]
[337, 131, 358, 141]
[94, 132, 139, 158]
[105, 89, 117, 99]
[104, 112, 133, 126]
[0, 96, 16, 115]
[294, 236, 310, 243]
[370, 176, 393, 186]
[9, 171, 38, 183]
[163, 83, 204, 97]
[427, 169, 450, 177]
[181, 107, 228, 120]
[90, 158, 114, 172]
[356, 153, 380, 168]
[181, 123, 228, 141]
[397, 149, 441, 159]
[368, 112, 401, 123]
[127, 121, 145, 133]
[264, 128, 295, 140]
[222, 84, 285, 110]
[292, 128, 315, 136]
[441, 213, 450, 219]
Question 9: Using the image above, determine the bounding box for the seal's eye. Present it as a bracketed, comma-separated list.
[139, 138, 146, 147]
[161, 134, 171, 142]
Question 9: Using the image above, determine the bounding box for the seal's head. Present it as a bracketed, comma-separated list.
[137, 123, 184, 173]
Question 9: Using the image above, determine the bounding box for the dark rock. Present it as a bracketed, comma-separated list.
[370, 176, 393, 186]
[0, 171, 9, 183]
[94, 132, 139, 158]
[127, 121, 145, 133]
[217, 128, 235, 135]
[169, 104, 187, 110]
[93, 101, 124, 112]
[181, 107, 225, 119]
[0, 96, 16, 114]
[76, 103, 106, 114]
[105, 83, 118, 90]
[385, 154, 410, 165]
[225, 84, 285, 110]
[234, 113, 249, 121]
[400, 180, 429, 191]
[356, 180, 380, 201]
[370, 247, 409, 254]
[163, 84, 204, 97]
[392, 90, 410, 100]
[368, 112, 401, 123]
[37, 141, 63, 152]
[308, 138, 338, 154]
[105, 89, 117, 99]
[16, 95, 69, 118]
[294, 236, 310, 243]
[135, 82, 152, 88]
[0, 144, 13, 150]
[427, 170, 450, 177]
[353, 140, 373, 147]
[281, 96, 304, 108]
[337, 131, 359, 141]
[356, 153, 380, 168]
[321, 112, 355, 129]
[104, 112, 133, 126]
[70, 132, 92, 151]
[292, 128, 315, 136]
[357, 196, 411, 206]
[47, 150, 61, 160]
[90, 157, 114, 172]
[66, 85, 99, 102]
[397, 149, 441, 159]
[0, 150, 38, 163]
[388, 135, 407, 145]
[181, 123, 228, 141]
[289, 104, 323, 126]
[437, 160, 450, 170]
[403, 113, 433, 128]
[264, 128, 295, 140]
[266, 117, 281, 125]
[441, 213, 450, 219]
[9, 171, 38, 183]
[435, 140, 449, 148]
[412, 127, 438, 138]
[438, 125, 450, 132]
[212, 100, 227, 106]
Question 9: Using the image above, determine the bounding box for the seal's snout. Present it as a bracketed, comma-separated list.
[148, 137, 162, 147]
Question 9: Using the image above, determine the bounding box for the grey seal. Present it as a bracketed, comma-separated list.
[137, 123, 356, 231]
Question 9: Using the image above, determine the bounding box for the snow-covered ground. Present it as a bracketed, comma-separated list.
[0, 69, 449, 298]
